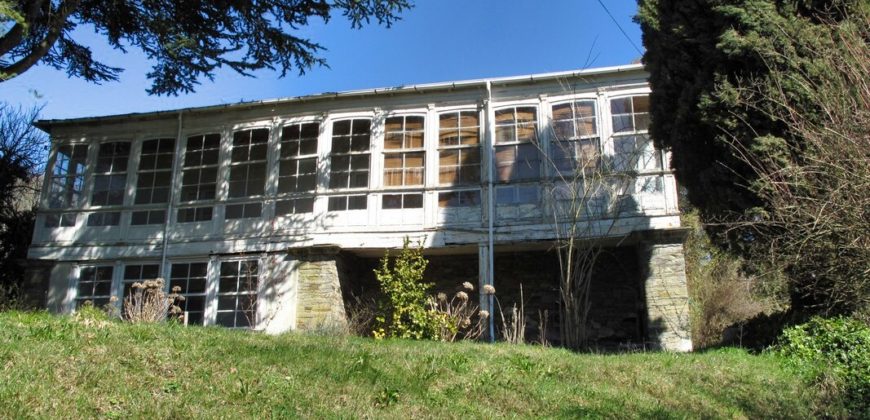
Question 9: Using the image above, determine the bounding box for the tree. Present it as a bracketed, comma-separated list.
[545, 98, 663, 349]
[0, 102, 46, 305]
[637, 0, 869, 315]
[0, 0, 411, 95]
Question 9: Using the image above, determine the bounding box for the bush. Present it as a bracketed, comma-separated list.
[372, 238, 446, 340]
[776, 316, 870, 417]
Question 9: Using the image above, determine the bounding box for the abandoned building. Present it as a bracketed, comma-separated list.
[26, 63, 692, 351]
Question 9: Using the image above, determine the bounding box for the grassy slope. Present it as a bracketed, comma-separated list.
[0, 311, 815, 419]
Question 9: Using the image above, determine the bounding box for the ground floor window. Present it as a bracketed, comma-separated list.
[169, 262, 209, 326]
[76, 265, 113, 308]
[217, 260, 259, 328]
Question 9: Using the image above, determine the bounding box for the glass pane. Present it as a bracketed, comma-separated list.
[515, 107, 536, 123]
[610, 97, 632, 114]
[552, 103, 573, 120]
[384, 133, 403, 150]
[632, 96, 650, 113]
[439, 113, 458, 129]
[405, 116, 424, 131]
[382, 194, 401, 209]
[404, 194, 423, 208]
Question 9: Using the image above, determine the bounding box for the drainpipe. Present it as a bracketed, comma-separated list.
[485, 81, 495, 343]
[160, 111, 183, 277]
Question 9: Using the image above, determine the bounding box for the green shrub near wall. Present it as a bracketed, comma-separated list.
[776, 317, 870, 417]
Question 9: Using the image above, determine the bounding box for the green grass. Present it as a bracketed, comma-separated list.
[0, 311, 818, 419]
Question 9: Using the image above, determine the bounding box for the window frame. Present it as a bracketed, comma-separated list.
[437, 109, 482, 186]
[90, 141, 131, 207]
[549, 99, 601, 177]
[328, 118, 372, 191]
[492, 105, 542, 183]
[216, 259, 260, 329]
[382, 114, 426, 189]
[47, 143, 89, 210]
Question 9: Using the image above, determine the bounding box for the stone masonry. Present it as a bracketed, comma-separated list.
[294, 253, 347, 331]
[638, 242, 693, 351]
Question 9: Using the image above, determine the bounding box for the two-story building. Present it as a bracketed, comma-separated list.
[27, 64, 692, 351]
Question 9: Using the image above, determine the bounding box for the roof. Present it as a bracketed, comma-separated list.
[34, 63, 646, 132]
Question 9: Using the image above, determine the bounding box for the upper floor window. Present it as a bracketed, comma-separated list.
[610, 95, 660, 173]
[181, 134, 220, 202]
[438, 111, 480, 186]
[610, 95, 650, 133]
[48, 144, 88, 209]
[551, 100, 599, 175]
[329, 119, 370, 190]
[383, 116, 425, 187]
[278, 122, 319, 194]
[494, 106, 540, 182]
[135, 138, 174, 205]
[228, 128, 268, 199]
[91, 142, 130, 206]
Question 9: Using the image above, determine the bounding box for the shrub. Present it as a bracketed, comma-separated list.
[372, 238, 445, 340]
[432, 281, 488, 342]
[776, 316, 870, 417]
[123, 278, 183, 323]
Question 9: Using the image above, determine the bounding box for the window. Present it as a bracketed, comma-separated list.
[610, 95, 650, 133]
[44, 213, 76, 227]
[551, 100, 599, 175]
[170, 262, 208, 325]
[131, 210, 166, 225]
[612, 135, 661, 172]
[609, 95, 660, 173]
[228, 128, 268, 199]
[327, 195, 367, 211]
[496, 185, 539, 205]
[225, 203, 262, 219]
[177, 207, 213, 223]
[217, 260, 258, 328]
[48, 144, 88, 209]
[438, 111, 480, 185]
[438, 190, 481, 208]
[494, 107, 540, 181]
[135, 138, 174, 205]
[278, 123, 319, 194]
[275, 198, 314, 215]
[383, 116, 425, 187]
[122, 264, 160, 300]
[87, 212, 121, 226]
[91, 142, 130, 206]
[76, 265, 113, 308]
[382, 193, 423, 209]
[329, 119, 370, 189]
[180, 134, 220, 202]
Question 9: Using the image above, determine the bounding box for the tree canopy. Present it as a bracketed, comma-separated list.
[0, 0, 411, 95]
[637, 0, 869, 314]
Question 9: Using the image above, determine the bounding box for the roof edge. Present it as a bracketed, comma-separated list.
[35, 63, 646, 131]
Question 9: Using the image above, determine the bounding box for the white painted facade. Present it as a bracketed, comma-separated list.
[29, 64, 686, 339]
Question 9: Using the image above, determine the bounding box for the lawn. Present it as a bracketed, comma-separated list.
[0, 310, 817, 418]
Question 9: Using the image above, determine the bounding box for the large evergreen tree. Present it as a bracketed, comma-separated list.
[0, 0, 411, 95]
[637, 0, 869, 314]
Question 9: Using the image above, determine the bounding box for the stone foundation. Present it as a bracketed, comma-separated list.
[294, 251, 347, 331]
[638, 242, 693, 351]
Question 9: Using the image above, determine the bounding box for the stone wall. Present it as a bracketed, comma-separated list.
[294, 252, 347, 331]
[638, 243, 693, 351]
[492, 248, 643, 347]
[21, 260, 53, 309]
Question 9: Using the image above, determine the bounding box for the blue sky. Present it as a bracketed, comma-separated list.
[2, 0, 643, 120]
